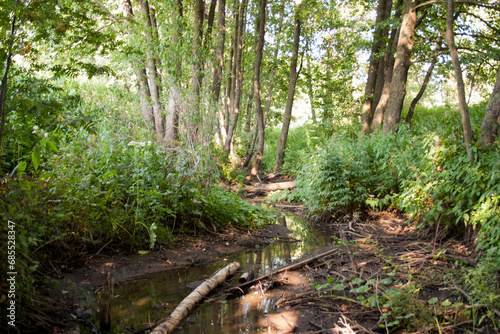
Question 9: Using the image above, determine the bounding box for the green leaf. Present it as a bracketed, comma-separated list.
[138, 250, 149, 255]
[47, 140, 58, 152]
[32, 146, 41, 171]
[381, 278, 392, 285]
[17, 161, 27, 179]
[352, 277, 364, 285]
[333, 283, 345, 291]
[428, 297, 438, 305]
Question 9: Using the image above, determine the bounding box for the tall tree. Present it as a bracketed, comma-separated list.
[406, 37, 442, 127]
[212, 0, 227, 144]
[224, 0, 249, 156]
[122, 0, 155, 129]
[480, 66, 500, 146]
[382, 0, 417, 135]
[361, 0, 392, 133]
[0, 3, 17, 149]
[370, 0, 403, 132]
[165, 0, 184, 142]
[445, 0, 474, 160]
[264, 0, 286, 124]
[274, 1, 301, 173]
[137, 0, 165, 139]
[250, 0, 267, 181]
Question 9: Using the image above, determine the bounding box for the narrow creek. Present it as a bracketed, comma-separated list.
[77, 213, 331, 333]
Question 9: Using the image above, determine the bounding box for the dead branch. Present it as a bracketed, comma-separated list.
[150, 262, 241, 334]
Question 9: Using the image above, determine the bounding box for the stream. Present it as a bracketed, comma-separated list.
[76, 213, 331, 333]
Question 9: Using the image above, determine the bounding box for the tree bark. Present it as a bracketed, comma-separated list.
[122, 0, 155, 129]
[406, 38, 442, 127]
[361, 0, 391, 133]
[150, 262, 241, 334]
[0, 14, 17, 149]
[445, 0, 474, 161]
[306, 48, 316, 124]
[264, 0, 286, 124]
[212, 0, 227, 145]
[480, 65, 500, 146]
[224, 0, 248, 156]
[165, 0, 184, 142]
[250, 0, 267, 181]
[382, 0, 417, 135]
[274, 6, 301, 173]
[191, 0, 205, 109]
[371, 0, 403, 132]
[138, 0, 165, 139]
[372, 0, 394, 114]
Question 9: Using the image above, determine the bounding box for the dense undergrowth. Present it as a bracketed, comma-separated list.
[264, 103, 500, 326]
[0, 75, 272, 331]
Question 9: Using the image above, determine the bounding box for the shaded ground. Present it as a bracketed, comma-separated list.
[45, 180, 493, 333]
[238, 210, 487, 334]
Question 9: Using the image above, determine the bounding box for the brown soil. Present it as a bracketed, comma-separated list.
[45, 182, 491, 334]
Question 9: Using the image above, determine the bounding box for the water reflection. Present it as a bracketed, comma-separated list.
[78, 213, 330, 334]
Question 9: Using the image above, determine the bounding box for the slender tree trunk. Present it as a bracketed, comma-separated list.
[382, 0, 417, 135]
[445, 0, 474, 161]
[243, 122, 257, 168]
[250, 0, 267, 181]
[370, 0, 403, 132]
[306, 49, 316, 124]
[0, 15, 17, 149]
[244, 90, 253, 134]
[224, 0, 248, 155]
[372, 0, 394, 113]
[191, 0, 205, 109]
[122, 0, 155, 129]
[138, 0, 165, 139]
[406, 38, 442, 127]
[264, 0, 285, 124]
[361, 0, 391, 133]
[204, 0, 217, 49]
[274, 6, 301, 173]
[480, 65, 500, 146]
[165, 0, 184, 142]
[212, 0, 226, 144]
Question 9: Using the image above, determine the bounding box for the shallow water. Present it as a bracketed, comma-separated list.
[77, 213, 331, 333]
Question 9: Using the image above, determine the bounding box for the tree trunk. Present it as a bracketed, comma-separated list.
[122, 0, 155, 129]
[264, 0, 286, 124]
[480, 66, 500, 146]
[138, 0, 165, 139]
[224, 0, 248, 156]
[250, 0, 267, 181]
[191, 0, 205, 109]
[370, 0, 403, 132]
[382, 0, 417, 135]
[150, 262, 241, 334]
[165, 0, 184, 142]
[306, 49, 316, 124]
[274, 7, 301, 173]
[445, 0, 474, 161]
[361, 0, 391, 133]
[372, 0, 394, 114]
[212, 0, 226, 145]
[0, 15, 17, 149]
[204, 0, 217, 49]
[406, 38, 442, 127]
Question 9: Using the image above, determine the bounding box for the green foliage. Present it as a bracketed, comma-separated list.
[293, 104, 500, 259]
[461, 256, 500, 326]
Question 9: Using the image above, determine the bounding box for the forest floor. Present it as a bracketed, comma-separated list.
[46, 180, 494, 334]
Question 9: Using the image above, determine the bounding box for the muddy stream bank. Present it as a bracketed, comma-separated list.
[69, 213, 332, 333]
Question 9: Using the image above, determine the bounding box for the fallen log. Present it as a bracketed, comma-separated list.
[229, 248, 339, 294]
[244, 181, 296, 194]
[150, 262, 241, 334]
